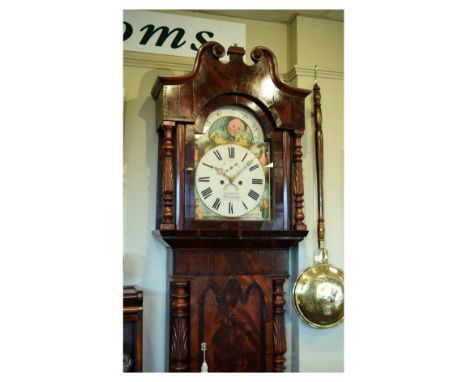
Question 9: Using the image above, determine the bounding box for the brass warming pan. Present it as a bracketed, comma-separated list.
[292, 81, 344, 328]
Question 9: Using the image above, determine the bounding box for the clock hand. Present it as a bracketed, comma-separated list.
[213, 166, 225, 176]
[208, 164, 232, 183]
[230, 157, 256, 182]
[203, 163, 227, 177]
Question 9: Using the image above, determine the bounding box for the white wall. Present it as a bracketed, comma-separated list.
[124, 66, 169, 371]
[291, 16, 344, 372]
[123, 10, 343, 372]
[296, 75, 344, 372]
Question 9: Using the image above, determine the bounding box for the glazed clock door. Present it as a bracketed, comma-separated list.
[194, 105, 271, 221]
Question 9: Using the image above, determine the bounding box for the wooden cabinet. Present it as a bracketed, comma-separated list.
[123, 285, 143, 372]
[159, 244, 297, 372]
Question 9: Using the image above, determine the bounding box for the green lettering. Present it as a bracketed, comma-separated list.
[190, 31, 214, 51]
[139, 25, 186, 48]
[123, 21, 133, 41]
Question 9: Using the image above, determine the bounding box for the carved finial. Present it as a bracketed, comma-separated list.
[211, 42, 225, 59]
[251, 46, 265, 62]
[227, 44, 245, 57]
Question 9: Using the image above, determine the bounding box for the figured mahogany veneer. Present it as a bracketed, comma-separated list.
[152, 42, 310, 372]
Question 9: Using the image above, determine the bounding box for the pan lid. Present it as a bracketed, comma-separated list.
[292, 263, 344, 328]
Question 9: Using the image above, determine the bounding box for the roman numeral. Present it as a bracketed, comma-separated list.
[228, 146, 235, 159]
[212, 198, 221, 210]
[228, 202, 234, 214]
[249, 164, 259, 172]
[251, 178, 263, 184]
[198, 176, 210, 182]
[242, 201, 248, 210]
[202, 163, 213, 169]
[248, 189, 260, 201]
[213, 149, 222, 161]
[241, 152, 248, 162]
[201, 187, 213, 199]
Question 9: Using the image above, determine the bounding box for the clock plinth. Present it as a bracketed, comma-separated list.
[152, 42, 310, 372]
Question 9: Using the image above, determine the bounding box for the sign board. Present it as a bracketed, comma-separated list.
[123, 10, 246, 58]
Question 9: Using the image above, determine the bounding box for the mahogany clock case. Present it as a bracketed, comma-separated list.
[152, 42, 310, 372]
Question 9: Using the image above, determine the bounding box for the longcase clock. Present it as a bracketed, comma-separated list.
[151, 42, 310, 372]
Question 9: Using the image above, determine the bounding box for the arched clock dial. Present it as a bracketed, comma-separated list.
[195, 143, 266, 218]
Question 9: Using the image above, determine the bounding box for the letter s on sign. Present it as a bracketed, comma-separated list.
[190, 31, 214, 51]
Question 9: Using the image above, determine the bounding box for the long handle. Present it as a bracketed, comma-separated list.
[313, 82, 325, 249]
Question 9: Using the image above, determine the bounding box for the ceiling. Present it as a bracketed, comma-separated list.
[193, 10, 343, 23]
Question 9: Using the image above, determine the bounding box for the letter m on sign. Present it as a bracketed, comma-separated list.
[139, 25, 186, 48]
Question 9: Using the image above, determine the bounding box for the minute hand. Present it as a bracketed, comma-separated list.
[230, 158, 257, 182]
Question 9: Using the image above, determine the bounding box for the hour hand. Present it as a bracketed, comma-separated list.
[208, 165, 233, 183]
[231, 158, 255, 182]
[214, 166, 232, 181]
[210, 164, 237, 183]
[201, 162, 232, 182]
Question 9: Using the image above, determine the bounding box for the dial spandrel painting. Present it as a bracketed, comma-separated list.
[194, 105, 271, 220]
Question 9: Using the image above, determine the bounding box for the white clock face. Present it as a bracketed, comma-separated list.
[195, 143, 266, 218]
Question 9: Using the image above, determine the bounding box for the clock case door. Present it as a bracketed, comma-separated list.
[152, 42, 310, 372]
[184, 97, 284, 231]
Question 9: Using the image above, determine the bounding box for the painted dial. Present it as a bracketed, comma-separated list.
[203, 105, 265, 142]
[195, 143, 265, 218]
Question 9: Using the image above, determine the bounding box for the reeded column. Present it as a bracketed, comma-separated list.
[292, 131, 307, 230]
[169, 280, 190, 372]
[160, 121, 176, 230]
[272, 278, 287, 372]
